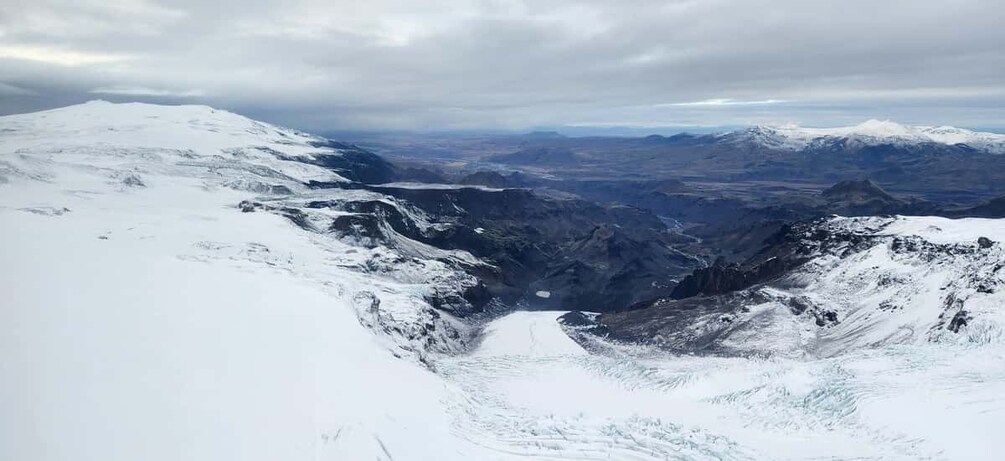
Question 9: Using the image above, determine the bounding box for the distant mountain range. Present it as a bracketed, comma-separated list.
[694, 120, 1005, 154]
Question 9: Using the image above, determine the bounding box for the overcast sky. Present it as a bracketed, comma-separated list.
[1, 0, 1003, 132]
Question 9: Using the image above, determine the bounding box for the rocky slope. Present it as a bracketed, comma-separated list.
[584, 215, 1005, 357]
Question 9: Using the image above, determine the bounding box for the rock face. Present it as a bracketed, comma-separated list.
[668, 257, 794, 300]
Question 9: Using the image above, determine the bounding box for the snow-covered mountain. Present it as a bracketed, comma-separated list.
[595, 215, 1005, 356]
[4, 101, 1005, 461]
[717, 119, 1005, 154]
[0, 101, 493, 459]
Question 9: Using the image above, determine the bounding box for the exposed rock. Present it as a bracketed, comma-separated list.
[121, 174, 146, 187]
[948, 309, 971, 333]
[238, 200, 260, 212]
[669, 257, 793, 300]
[558, 311, 611, 337]
[329, 214, 387, 247]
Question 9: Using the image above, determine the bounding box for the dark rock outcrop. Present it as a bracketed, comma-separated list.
[558, 311, 611, 337]
[669, 257, 793, 299]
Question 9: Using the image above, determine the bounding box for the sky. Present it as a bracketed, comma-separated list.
[0, 0, 1003, 133]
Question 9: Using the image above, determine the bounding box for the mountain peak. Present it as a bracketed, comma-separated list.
[849, 119, 913, 136]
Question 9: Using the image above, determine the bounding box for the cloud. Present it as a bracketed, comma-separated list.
[669, 99, 789, 107]
[0, 82, 38, 96]
[0, 0, 1003, 131]
[0, 45, 130, 66]
[1, 0, 186, 38]
[90, 86, 204, 97]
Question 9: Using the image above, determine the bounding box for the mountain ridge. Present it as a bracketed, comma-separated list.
[713, 119, 1005, 154]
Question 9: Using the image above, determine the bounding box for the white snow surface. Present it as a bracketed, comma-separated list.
[881, 214, 1005, 243]
[3, 102, 1005, 460]
[724, 119, 1005, 153]
[0, 99, 347, 184]
[441, 311, 1005, 460]
[799, 216, 1005, 355]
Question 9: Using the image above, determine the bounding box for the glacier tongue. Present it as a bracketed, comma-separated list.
[437, 311, 1005, 460]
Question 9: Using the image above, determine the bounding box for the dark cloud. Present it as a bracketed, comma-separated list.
[1, 0, 1003, 131]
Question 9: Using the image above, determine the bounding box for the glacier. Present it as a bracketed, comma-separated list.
[2, 101, 1004, 460]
